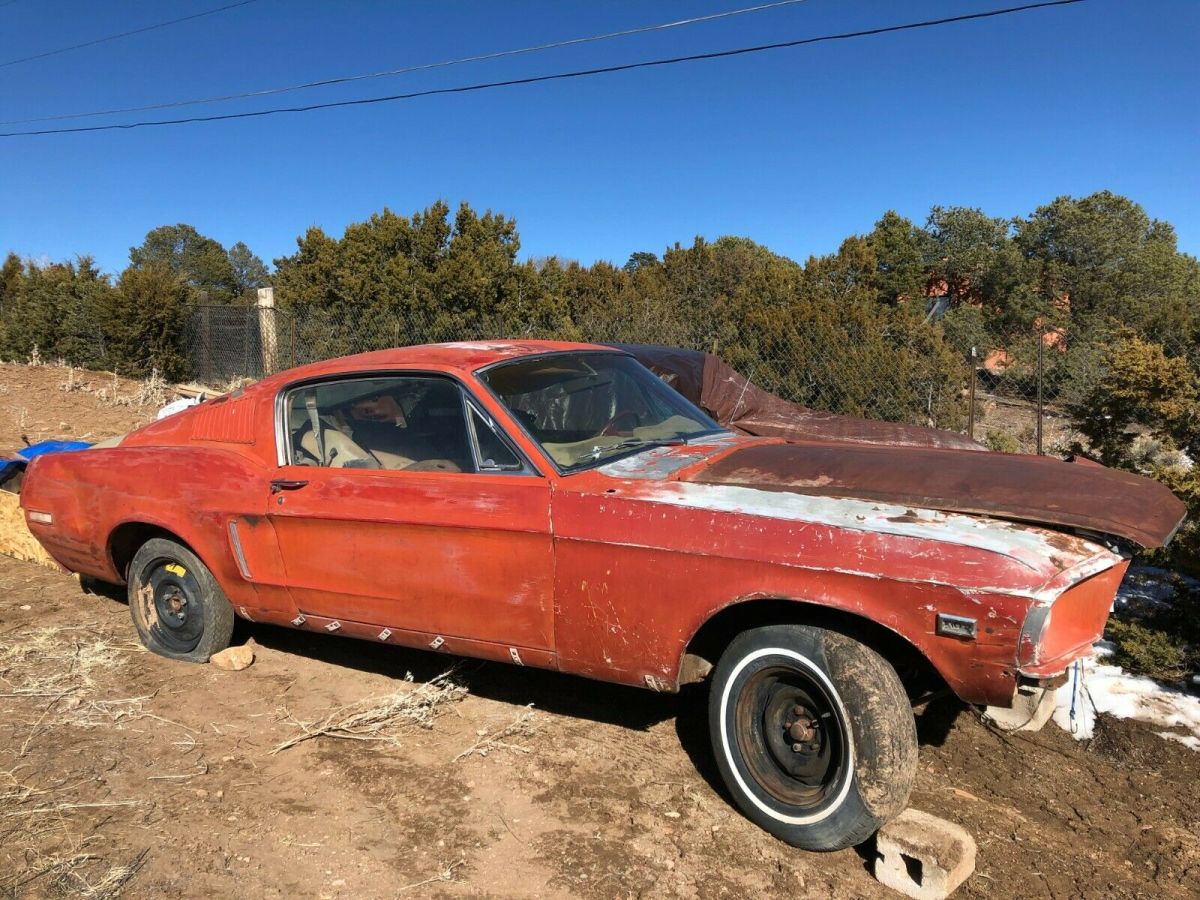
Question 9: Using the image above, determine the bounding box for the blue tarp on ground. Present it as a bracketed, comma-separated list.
[0, 440, 91, 484]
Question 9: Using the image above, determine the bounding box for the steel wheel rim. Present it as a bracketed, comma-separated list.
[733, 663, 850, 812]
[142, 558, 205, 653]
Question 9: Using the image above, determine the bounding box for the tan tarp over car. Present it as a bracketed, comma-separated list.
[615, 344, 985, 452]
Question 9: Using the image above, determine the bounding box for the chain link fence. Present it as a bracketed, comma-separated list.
[182, 304, 266, 385]
[183, 302, 1197, 456]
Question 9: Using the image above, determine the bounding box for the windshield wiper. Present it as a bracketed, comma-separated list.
[588, 435, 689, 460]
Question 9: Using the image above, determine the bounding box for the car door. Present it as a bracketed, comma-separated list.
[266, 372, 555, 653]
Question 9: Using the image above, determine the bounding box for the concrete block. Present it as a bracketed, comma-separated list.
[875, 808, 975, 899]
[985, 684, 1056, 732]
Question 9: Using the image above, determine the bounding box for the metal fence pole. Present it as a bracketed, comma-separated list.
[1036, 337, 1044, 456]
[967, 347, 977, 441]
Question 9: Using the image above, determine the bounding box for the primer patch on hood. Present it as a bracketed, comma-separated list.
[624, 479, 1114, 582]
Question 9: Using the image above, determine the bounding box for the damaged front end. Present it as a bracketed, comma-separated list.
[1016, 554, 1132, 682]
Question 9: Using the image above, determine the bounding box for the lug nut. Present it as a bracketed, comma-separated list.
[788, 716, 816, 743]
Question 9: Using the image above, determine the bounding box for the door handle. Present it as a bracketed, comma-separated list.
[270, 479, 309, 493]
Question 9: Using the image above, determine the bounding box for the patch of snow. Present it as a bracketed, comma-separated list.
[1157, 731, 1200, 751]
[1053, 649, 1200, 750]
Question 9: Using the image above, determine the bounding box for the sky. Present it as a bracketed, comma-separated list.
[1, 0, 1198, 276]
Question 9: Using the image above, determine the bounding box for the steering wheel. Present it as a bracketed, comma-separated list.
[600, 410, 640, 436]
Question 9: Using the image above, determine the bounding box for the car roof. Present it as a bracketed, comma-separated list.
[252, 339, 621, 394]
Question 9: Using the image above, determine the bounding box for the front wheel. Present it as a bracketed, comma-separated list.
[708, 624, 918, 851]
[128, 538, 234, 663]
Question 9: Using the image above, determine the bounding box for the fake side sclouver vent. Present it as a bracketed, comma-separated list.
[190, 398, 256, 444]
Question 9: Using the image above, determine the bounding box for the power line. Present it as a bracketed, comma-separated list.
[0, 1, 1087, 139]
[0, 0, 263, 70]
[2, 0, 811, 126]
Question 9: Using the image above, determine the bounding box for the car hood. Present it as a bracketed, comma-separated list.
[679, 441, 1187, 550]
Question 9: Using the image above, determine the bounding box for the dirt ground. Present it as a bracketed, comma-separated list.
[973, 393, 1080, 456]
[0, 363, 159, 455]
[2, 365, 1199, 899]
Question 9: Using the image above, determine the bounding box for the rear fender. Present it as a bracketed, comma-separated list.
[22, 446, 267, 609]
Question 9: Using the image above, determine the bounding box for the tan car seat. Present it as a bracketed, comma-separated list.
[298, 426, 384, 468]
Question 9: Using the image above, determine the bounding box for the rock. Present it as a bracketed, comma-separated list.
[875, 808, 976, 899]
[209, 645, 254, 671]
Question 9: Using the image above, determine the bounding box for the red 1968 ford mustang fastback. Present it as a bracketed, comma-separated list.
[20, 341, 1186, 850]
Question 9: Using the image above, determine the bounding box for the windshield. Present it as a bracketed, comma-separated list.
[480, 352, 724, 471]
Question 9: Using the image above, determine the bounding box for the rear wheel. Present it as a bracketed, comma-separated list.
[708, 624, 917, 851]
[128, 538, 234, 663]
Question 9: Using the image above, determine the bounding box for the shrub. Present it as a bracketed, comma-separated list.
[1070, 333, 1198, 468]
[984, 429, 1021, 453]
[1105, 619, 1188, 681]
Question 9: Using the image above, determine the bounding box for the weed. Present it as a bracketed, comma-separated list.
[272, 669, 466, 754]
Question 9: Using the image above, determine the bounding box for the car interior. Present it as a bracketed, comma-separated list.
[285, 376, 480, 472]
[483, 355, 711, 468]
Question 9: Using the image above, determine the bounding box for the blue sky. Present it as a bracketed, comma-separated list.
[1, 0, 1197, 276]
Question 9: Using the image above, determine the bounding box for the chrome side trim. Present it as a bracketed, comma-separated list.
[227, 519, 253, 579]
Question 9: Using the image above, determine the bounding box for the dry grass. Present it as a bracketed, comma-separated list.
[397, 858, 466, 893]
[128, 369, 168, 408]
[0, 624, 154, 897]
[0, 624, 152, 750]
[218, 375, 255, 393]
[454, 704, 538, 761]
[0, 624, 140, 695]
[59, 364, 170, 409]
[0, 768, 148, 898]
[271, 669, 467, 754]
[1, 841, 147, 898]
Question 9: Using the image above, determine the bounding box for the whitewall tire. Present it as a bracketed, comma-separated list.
[708, 623, 918, 850]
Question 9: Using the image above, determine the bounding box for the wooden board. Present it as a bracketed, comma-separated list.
[0, 489, 57, 568]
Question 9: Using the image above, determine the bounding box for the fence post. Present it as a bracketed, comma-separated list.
[967, 346, 977, 441]
[257, 287, 278, 375]
[1036, 337, 1044, 456]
